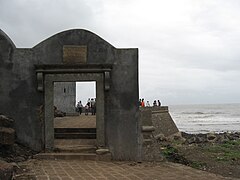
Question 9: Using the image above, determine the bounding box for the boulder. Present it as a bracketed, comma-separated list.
[207, 133, 217, 142]
[0, 115, 13, 128]
[155, 133, 167, 141]
[0, 160, 13, 180]
[0, 127, 15, 145]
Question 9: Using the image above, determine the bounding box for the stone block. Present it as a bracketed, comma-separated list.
[0, 127, 15, 145]
[140, 108, 152, 126]
[141, 126, 155, 132]
[96, 148, 110, 155]
[0, 160, 13, 180]
[0, 115, 14, 128]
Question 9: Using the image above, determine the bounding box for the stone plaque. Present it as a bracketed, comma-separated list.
[63, 45, 87, 64]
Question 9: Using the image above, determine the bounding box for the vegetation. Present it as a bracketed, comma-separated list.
[160, 135, 240, 178]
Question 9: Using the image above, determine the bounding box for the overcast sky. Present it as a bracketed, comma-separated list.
[1, 0, 240, 105]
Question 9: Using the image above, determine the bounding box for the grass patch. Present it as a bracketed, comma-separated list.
[190, 161, 207, 169]
[204, 139, 240, 161]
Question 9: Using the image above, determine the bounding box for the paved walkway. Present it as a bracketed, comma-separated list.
[30, 116, 235, 180]
[54, 115, 96, 128]
[16, 159, 235, 180]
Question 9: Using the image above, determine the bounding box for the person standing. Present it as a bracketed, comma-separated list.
[158, 100, 161, 106]
[85, 103, 89, 115]
[141, 98, 145, 107]
[87, 98, 91, 113]
[146, 101, 150, 107]
[77, 100, 83, 115]
[91, 98, 96, 115]
[153, 100, 157, 106]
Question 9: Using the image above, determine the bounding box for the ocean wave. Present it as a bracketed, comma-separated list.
[192, 115, 214, 119]
[182, 112, 204, 115]
[171, 104, 240, 133]
[181, 111, 224, 115]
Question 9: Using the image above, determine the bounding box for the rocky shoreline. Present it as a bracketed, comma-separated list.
[157, 131, 240, 179]
[181, 131, 240, 144]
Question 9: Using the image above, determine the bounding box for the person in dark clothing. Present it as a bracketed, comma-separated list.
[153, 100, 157, 106]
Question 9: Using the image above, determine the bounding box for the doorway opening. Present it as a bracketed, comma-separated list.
[53, 81, 97, 152]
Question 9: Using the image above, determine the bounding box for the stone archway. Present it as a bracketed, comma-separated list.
[36, 64, 111, 151]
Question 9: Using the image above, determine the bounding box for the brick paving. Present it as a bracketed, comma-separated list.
[26, 116, 235, 180]
[16, 159, 235, 180]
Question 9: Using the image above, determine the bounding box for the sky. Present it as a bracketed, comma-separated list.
[1, 0, 240, 105]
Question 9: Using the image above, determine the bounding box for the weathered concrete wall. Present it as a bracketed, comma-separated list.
[0, 29, 43, 150]
[140, 106, 179, 161]
[151, 106, 179, 137]
[54, 82, 76, 114]
[0, 29, 140, 160]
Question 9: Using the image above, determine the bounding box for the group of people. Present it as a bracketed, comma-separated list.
[139, 98, 161, 107]
[76, 98, 96, 115]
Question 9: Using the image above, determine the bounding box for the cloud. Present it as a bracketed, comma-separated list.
[1, 0, 240, 104]
[0, 0, 97, 47]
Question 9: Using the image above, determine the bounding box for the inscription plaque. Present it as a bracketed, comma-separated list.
[63, 45, 87, 64]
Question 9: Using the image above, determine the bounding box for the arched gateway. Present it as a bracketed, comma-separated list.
[0, 29, 141, 161]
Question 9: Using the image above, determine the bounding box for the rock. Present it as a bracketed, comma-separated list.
[172, 132, 183, 140]
[96, 148, 110, 155]
[54, 107, 66, 117]
[0, 127, 15, 145]
[187, 136, 197, 144]
[14, 156, 25, 162]
[195, 136, 206, 143]
[142, 126, 155, 132]
[155, 133, 167, 141]
[0, 115, 14, 128]
[207, 133, 217, 142]
[0, 160, 13, 180]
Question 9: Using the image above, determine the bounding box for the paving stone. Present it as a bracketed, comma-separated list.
[16, 159, 235, 180]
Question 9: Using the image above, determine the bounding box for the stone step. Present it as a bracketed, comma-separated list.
[34, 152, 112, 161]
[54, 128, 96, 133]
[54, 132, 96, 139]
[54, 145, 97, 153]
[34, 153, 97, 160]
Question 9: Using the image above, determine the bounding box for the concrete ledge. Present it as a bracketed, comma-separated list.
[142, 126, 155, 132]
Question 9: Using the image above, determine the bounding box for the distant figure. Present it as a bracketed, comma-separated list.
[146, 101, 150, 107]
[87, 98, 91, 103]
[77, 101, 83, 115]
[85, 104, 89, 115]
[139, 99, 142, 107]
[87, 99, 91, 112]
[90, 98, 96, 115]
[158, 100, 161, 106]
[153, 100, 157, 106]
[94, 98, 97, 113]
[141, 98, 145, 107]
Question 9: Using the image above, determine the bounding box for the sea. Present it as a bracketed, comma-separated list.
[169, 103, 240, 134]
